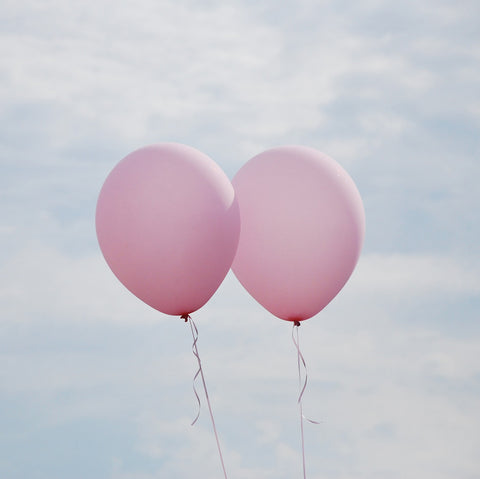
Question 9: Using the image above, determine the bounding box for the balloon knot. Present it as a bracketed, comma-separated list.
[294, 320, 301, 327]
[181, 314, 190, 322]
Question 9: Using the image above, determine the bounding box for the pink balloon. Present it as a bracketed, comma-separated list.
[231, 146, 365, 322]
[96, 143, 240, 316]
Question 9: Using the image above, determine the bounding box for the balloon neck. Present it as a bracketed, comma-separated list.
[292, 320, 301, 327]
[181, 314, 191, 322]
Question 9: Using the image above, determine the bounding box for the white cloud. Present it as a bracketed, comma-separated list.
[1, 244, 480, 478]
[352, 253, 480, 297]
[1, 0, 479, 478]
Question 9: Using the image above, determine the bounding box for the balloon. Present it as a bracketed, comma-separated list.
[231, 145, 365, 322]
[96, 143, 240, 316]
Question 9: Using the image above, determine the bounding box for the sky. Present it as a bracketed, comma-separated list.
[1, 0, 479, 478]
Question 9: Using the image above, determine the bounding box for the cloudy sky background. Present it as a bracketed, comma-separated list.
[1, 0, 479, 478]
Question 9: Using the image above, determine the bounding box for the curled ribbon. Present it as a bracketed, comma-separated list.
[292, 321, 321, 479]
[182, 314, 202, 425]
[181, 314, 229, 479]
[292, 321, 321, 424]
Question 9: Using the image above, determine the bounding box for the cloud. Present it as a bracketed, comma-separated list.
[1, 246, 480, 478]
[1, 0, 480, 478]
[353, 253, 480, 297]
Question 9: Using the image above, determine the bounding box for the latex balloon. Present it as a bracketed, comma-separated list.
[96, 143, 240, 316]
[231, 146, 365, 322]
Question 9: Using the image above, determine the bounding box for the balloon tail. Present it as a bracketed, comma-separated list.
[292, 321, 321, 479]
[182, 314, 229, 479]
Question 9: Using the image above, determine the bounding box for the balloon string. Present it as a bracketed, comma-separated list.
[182, 314, 229, 479]
[292, 321, 321, 479]
[187, 315, 202, 427]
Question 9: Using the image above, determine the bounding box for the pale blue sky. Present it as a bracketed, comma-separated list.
[1, 1, 479, 478]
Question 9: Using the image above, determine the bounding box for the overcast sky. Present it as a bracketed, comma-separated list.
[1, 1, 479, 478]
